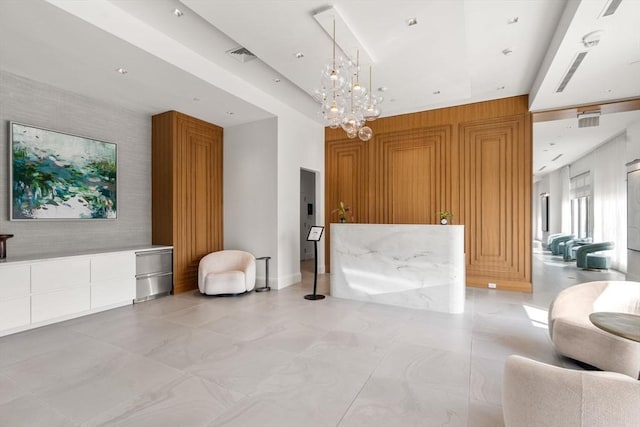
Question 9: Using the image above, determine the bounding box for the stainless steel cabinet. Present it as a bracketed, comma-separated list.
[135, 249, 173, 302]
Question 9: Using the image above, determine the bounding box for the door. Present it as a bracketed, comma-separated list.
[300, 169, 316, 260]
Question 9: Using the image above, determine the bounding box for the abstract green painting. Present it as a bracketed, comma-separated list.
[10, 122, 117, 220]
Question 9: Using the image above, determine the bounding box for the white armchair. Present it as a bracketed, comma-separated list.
[503, 355, 640, 427]
[548, 280, 640, 378]
[198, 250, 256, 295]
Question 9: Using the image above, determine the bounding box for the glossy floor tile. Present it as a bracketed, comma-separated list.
[0, 250, 625, 426]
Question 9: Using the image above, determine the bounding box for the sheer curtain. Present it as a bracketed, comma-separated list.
[592, 132, 627, 272]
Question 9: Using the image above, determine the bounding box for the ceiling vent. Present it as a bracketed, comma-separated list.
[556, 52, 588, 93]
[226, 47, 257, 63]
[578, 110, 601, 128]
[601, 0, 623, 17]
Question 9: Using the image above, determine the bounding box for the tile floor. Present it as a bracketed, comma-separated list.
[0, 247, 625, 426]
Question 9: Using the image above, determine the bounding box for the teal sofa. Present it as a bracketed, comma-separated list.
[562, 238, 592, 261]
[550, 235, 575, 255]
[575, 242, 615, 269]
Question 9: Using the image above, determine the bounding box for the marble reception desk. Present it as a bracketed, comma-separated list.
[330, 224, 465, 313]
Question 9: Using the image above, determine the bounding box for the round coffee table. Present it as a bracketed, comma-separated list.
[589, 312, 640, 342]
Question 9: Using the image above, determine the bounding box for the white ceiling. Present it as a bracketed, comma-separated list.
[1, 0, 639, 176]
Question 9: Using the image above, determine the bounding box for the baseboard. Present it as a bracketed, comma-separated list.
[273, 272, 302, 290]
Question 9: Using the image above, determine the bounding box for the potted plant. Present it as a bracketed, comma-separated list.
[333, 201, 351, 223]
[439, 210, 454, 225]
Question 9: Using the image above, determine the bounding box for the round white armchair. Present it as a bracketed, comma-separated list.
[198, 250, 256, 295]
[548, 280, 640, 378]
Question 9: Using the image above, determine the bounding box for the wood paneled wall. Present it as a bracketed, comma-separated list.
[152, 111, 223, 294]
[325, 96, 532, 292]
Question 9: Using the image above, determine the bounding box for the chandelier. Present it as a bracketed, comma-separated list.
[314, 20, 383, 141]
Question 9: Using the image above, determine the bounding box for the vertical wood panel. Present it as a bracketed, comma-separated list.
[152, 111, 223, 294]
[324, 137, 368, 271]
[462, 116, 530, 290]
[324, 95, 532, 291]
[376, 126, 451, 224]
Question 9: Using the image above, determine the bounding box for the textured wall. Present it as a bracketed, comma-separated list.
[0, 71, 151, 257]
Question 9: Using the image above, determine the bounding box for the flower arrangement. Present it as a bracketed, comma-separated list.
[333, 201, 351, 223]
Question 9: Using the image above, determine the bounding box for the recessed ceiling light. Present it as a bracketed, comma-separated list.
[502, 48, 513, 56]
[378, 86, 388, 92]
[549, 142, 556, 146]
[433, 90, 440, 95]
[273, 78, 281, 83]
[582, 30, 603, 48]
[173, 8, 184, 17]
[497, 86, 505, 90]
[295, 52, 304, 59]
[407, 17, 418, 26]
[193, 97, 200, 102]
[226, 111, 234, 115]
[507, 17, 519, 24]
[115, 67, 128, 75]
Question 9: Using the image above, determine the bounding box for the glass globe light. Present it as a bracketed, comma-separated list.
[321, 63, 347, 90]
[358, 126, 373, 141]
[364, 105, 381, 121]
[351, 83, 367, 100]
[371, 94, 384, 105]
[347, 129, 358, 139]
[322, 99, 344, 121]
[341, 113, 363, 134]
[328, 118, 341, 129]
[312, 88, 327, 103]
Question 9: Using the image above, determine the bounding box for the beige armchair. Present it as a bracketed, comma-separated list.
[503, 355, 640, 427]
[548, 280, 640, 378]
[198, 250, 256, 295]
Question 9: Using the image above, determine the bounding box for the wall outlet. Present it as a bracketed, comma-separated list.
[488, 282, 497, 289]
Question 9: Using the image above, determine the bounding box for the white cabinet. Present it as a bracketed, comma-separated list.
[30, 258, 91, 323]
[90, 252, 135, 309]
[31, 259, 90, 293]
[0, 265, 30, 331]
[1, 265, 30, 299]
[31, 286, 90, 324]
[0, 296, 30, 331]
[0, 247, 158, 337]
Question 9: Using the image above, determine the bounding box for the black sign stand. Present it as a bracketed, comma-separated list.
[304, 226, 325, 301]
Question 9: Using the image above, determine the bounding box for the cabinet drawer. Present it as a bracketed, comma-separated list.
[31, 286, 90, 323]
[91, 278, 135, 309]
[31, 259, 90, 293]
[0, 296, 30, 331]
[0, 265, 30, 299]
[91, 252, 135, 282]
[136, 250, 173, 275]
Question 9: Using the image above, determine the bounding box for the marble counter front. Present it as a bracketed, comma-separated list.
[330, 224, 465, 313]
